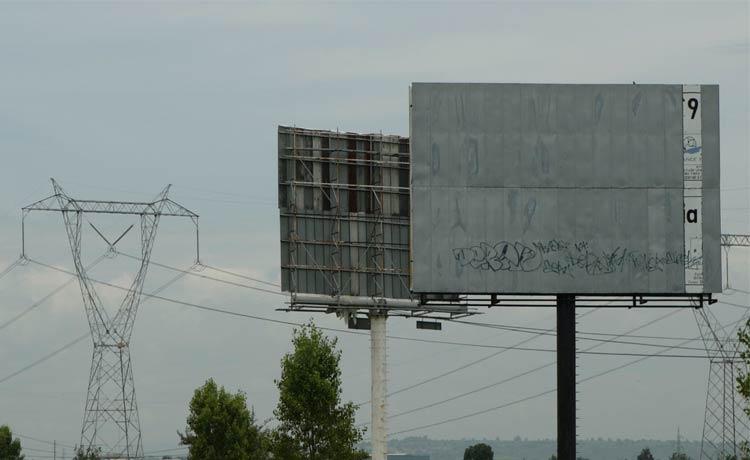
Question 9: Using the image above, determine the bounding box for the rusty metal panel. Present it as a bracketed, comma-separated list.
[410, 83, 721, 294]
[278, 126, 411, 299]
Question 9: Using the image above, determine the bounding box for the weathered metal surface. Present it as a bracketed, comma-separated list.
[278, 126, 412, 299]
[410, 83, 721, 294]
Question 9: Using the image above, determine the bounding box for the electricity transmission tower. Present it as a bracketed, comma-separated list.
[695, 234, 750, 460]
[22, 179, 199, 459]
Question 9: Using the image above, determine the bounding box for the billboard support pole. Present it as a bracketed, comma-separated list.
[371, 313, 387, 460]
[557, 294, 576, 460]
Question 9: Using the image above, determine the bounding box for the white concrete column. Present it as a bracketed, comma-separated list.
[370, 314, 387, 460]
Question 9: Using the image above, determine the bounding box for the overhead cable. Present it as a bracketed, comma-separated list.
[116, 251, 284, 295]
[378, 308, 685, 423]
[0, 254, 108, 333]
[388, 315, 747, 436]
[0, 266, 192, 386]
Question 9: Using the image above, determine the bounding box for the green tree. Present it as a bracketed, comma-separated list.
[0, 425, 23, 460]
[464, 442, 494, 460]
[72, 445, 101, 460]
[273, 322, 366, 460]
[179, 378, 266, 460]
[638, 448, 655, 460]
[669, 453, 692, 460]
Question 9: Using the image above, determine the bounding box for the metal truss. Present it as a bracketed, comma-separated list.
[694, 234, 750, 459]
[22, 179, 199, 460]
[279, 127, 430, 314]
[695, 305, 750, 460]
[721, 234, 750, 289]
[418, 293, 716, 309]
[722, 235, 750, 247]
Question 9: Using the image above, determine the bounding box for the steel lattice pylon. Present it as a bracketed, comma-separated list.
[695, 305, 750, 460]
[22, 179, 199, 459]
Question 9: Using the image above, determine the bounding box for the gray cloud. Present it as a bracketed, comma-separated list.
[0, 0, 748, 454]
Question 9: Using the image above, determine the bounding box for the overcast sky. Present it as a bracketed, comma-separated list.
[0, 1, 749, 458]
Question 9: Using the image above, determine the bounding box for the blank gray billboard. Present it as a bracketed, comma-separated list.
[409, 83, 720, 294]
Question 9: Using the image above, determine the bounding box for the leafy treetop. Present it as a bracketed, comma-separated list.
[0, 426, 23, 460]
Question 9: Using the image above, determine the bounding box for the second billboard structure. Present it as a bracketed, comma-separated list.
[409, 83, 720, 295]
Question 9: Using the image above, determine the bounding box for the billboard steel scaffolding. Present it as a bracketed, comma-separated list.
[278, 126, 470, 460]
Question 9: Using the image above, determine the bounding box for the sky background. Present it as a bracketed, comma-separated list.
[0, 1, 748, 458]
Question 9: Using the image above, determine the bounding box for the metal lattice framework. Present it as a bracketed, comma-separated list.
[695, 306, 750, 460]
[722, 235, 750, 247]
[278, 126, 470, 318]
[694, 236, 750, 460]
[22, 179, 199, 459]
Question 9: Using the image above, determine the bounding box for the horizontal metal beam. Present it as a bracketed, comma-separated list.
[418, 293, 715, 308]
[281, 153, 409, 168]
[281, 238, 408, 250]
[278, 305, 478, 319]
[282, 264, 407, 276]
[291, 293, 420, 309]
[279, 212, 409, 225]
[23, 196, 198, 218]
[279, 180, 409, 193]
[279, 125, 408, 145]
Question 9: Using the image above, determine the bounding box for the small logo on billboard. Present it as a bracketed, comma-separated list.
[683, 136, 702, 155]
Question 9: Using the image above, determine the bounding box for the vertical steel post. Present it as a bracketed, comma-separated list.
[557, 294, 576, 460]
[371, 313, 387, 460]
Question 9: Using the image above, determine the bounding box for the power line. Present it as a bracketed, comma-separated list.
[201, 262, 281, 288]
[389, 387, 557, 437]
[115, 251, 284, 295]
[0, 267, 192, 386]
[7, 259, 744, 450]
[27, 258, 365, 334]
[42, 251, 743, 350]
[0, 258, 21, 281]
[388, 315, 748, 437]
[0, 332, 90, 385]
[383, 304, 748, 427]
[443, 320, 708, 351]
[449, 319, 707, 342]
[0, 254, 108, 333]
[14, 433, 75, 449]
[18, 446, 55, 453]
[22, 254, 716, 355]
[19, 260, 719, 397]
[377, 334, 707, 356]
[447, 289, 750, 343]
[31, 262, 697, 359]
[12, 257, 745, 427]
[357, 308, 602, 408]
[24, 257, 734, 360]
[379, 308, 686, 424]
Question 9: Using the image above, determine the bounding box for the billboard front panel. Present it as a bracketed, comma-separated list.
[410, 83, 721, 294]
